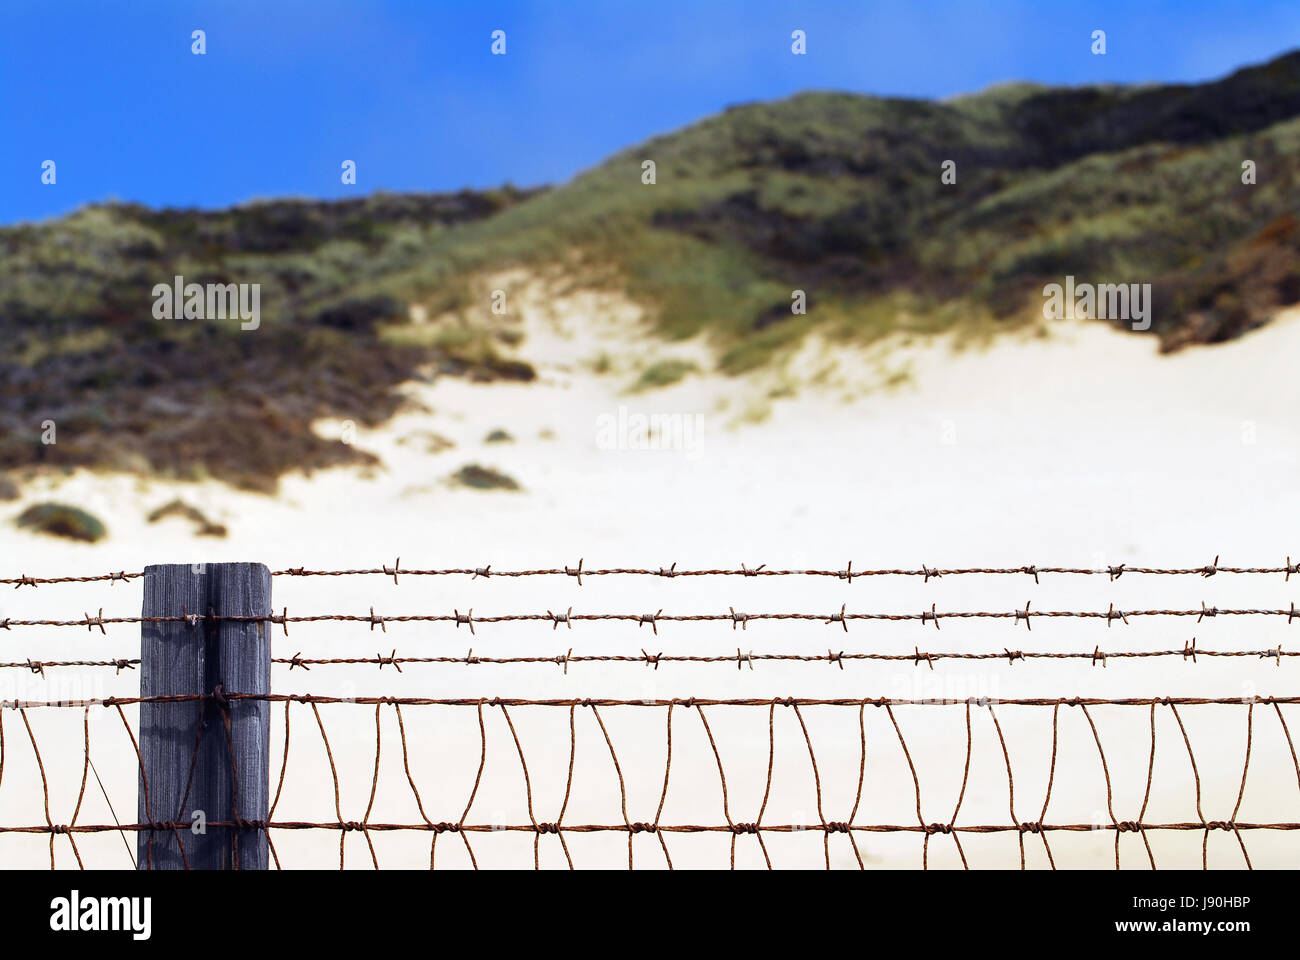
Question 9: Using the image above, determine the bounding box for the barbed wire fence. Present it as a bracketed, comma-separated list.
[1, 558, 1298, 869]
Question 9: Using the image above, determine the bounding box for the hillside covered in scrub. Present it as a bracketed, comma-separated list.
[3, 50, 1300, 491]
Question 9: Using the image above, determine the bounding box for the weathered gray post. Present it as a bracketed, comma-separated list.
[138, 563, 271, 869]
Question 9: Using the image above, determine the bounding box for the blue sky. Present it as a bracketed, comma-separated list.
[2, 0, 1298, 225]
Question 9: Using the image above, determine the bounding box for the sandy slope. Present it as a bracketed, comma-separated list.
[2, 294, 1298, 869]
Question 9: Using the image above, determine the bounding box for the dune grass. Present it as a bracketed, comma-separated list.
[4, 53, 1300, 489]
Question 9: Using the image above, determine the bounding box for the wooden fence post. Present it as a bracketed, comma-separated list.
[137, 562, 271, 869]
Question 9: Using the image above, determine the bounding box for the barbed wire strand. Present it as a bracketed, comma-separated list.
[4, 642, 1298, 674]
[5, 602, 1300, 634]
[7, 693, 1300, 709]
[6, 556, 1300, 588]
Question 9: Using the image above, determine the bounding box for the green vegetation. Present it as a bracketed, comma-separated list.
[0, 190, 539, 491]
[16, 503, 107, 542]
[5, 52, 1300, 487]
[146, 498, 228, 537]
[450, 464, 522, 491]
[630, 359, 699, 391]
[409, 50, 1300, 366]
[396, 430, 455, 454]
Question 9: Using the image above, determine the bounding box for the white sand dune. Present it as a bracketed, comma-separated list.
[2, 295, 1298, 869]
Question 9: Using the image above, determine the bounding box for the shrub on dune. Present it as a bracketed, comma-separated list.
[450, 464, 521, 491]
[16, 502, 107, 542]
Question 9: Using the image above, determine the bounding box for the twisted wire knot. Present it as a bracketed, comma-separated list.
[825, 603, 848, 632]
[921, 602, 940, 629]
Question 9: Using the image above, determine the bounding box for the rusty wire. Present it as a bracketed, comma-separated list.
[0, 658, 139, 673]
[5, 555, 1300, 587]
[5, 559, 1299, 869]
[271, 642, 1295, 670]
[4, 641, 1298, 673]
[1, 571, 139, 588]
[269, 640, 1294, 671]
[5, 602, 1300, 634]
[269, 556, 1300, 582]
[7, 693, 1300, 708]
[3, 695, 1299, 870]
